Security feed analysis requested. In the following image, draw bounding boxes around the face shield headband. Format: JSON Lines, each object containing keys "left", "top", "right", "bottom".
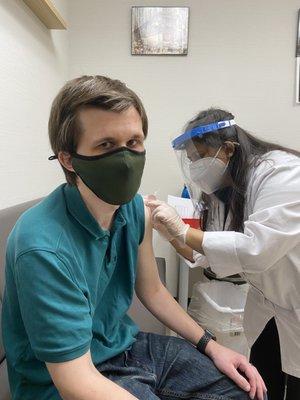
{"left": 172, "top": 119, "right": 236, "bottom": 150}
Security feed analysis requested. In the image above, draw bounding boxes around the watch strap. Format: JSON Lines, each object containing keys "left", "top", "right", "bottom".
{"left": 196, "top": 329, "right": 216, "bottom": 354}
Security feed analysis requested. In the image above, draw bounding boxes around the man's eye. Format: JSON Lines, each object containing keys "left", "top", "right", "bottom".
{"left": 128, "top": 138, "right": 144, "bottom": 148}
{"left": 99, "top": 142, "right": 113, "bottom": 149}
{"left": 127, "top": 139, "right": 138, "bottom": 147}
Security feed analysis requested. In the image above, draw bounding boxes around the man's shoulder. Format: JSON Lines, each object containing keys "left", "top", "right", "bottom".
{"left": 121, "top": 194, "right": 145, "bottom": 244}
{"left": 122, "top": 193, "right": 144, "bottom": 216}
{"left": 7, "top": 184, "right": 69, "bottom": 259}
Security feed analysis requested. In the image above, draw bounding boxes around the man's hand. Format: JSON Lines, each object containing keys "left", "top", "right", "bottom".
{"left": 205, "top": 340, "right": 267, "bottom": 400}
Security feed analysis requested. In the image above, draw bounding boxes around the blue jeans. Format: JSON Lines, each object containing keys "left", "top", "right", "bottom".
{"left": 96, "top": 332, "right": 253, "bottom": 399}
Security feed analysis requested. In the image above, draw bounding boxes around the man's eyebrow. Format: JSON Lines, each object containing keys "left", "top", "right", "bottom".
{"left": 130, "top": 133, "right": 144, "bottom": 139}
{"left": 92, "top": 133, "right": 144, "bottom": 146}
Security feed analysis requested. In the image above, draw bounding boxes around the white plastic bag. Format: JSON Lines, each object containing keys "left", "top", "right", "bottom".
{"left": 188, "top": 280, "right": 250, "bottom": 356}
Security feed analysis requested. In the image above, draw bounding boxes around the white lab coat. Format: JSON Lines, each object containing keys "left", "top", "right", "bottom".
{"left": 191, "top": 150, "right": 300, "bottom": 377}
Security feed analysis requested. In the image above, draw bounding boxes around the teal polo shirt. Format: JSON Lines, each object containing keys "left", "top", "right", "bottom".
{"left": 2, "top": 184, "right": 145, "bottom": 400}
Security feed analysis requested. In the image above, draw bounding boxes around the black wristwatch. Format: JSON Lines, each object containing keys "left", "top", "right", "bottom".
{"left": 196, "top": 329, "right": 216, "bottom": 354}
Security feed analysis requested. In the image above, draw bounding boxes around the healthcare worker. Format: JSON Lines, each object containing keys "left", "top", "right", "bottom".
{"left": 146, "top": 108, "right": 300, "bottom": 400}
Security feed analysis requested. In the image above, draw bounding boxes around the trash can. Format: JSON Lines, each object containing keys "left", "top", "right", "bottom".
{"left": 188, "top": 280, "right": 250, "bottom": 357}
{"left": 203, "top": 267, "right": 246, "bottom": 285}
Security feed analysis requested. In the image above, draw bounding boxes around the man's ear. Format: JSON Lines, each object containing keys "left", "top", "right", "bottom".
{"left": 58, "top": 151, "right": 75, "bottom": 172}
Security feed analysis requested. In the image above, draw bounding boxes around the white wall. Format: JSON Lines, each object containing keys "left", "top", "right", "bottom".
{"left": 68, "top": 0, "right": 300, "bottom": 295}
{"left": 1, "top": 0, "right": 299, "bottom": 295}
{"left": 0, "top": 0, "right": 68, "bottom": 209}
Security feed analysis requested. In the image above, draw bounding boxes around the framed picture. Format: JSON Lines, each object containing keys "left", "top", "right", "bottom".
{"left": 131, "top": 7, "right": 189, "bottom": 55}
{"left": 296, "top": 9, "right": 300, "bottom": 103}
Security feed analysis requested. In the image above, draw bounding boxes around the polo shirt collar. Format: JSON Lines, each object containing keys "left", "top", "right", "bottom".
{"left": 63, "top": 184, "right": 126, "bottom": 239}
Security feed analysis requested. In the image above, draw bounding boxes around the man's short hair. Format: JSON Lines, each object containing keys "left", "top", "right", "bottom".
{"left": 48, "top": 75, "right": 148, "bottom": 185}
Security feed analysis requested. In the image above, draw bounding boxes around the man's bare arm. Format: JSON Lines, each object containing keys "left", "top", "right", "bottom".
{"left": 46, "top": 350, "right": 138, "bottom": 400}
{"left": 135, "top": 205, "right": 205, "bottom": 344}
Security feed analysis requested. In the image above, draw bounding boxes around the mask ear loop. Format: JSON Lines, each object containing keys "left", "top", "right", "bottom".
{"left": 211, "top": 145, "right": 228, "bottom": 170}
{"left": 216, "top": 145, "right": 230, "bottom": 174}
{"left": 213, "top": 146, "right": 223, "bottom": 159}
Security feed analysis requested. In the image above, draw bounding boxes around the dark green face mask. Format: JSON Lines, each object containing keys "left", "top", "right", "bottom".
{"left": 71, "top": 147, "right": 146, "bottom": 205}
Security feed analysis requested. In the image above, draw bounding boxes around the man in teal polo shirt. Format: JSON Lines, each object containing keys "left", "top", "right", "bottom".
{"left": 2, "top": 76, "right": 266, "bottom": 400}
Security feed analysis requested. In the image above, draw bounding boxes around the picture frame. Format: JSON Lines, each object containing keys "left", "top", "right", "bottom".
{"left": 131, "top": 6, "right": 189, "bottom": 55}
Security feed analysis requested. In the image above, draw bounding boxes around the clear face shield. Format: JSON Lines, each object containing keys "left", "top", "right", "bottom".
{"left": 172, "top": 119, "right": 237, "bottom": 213}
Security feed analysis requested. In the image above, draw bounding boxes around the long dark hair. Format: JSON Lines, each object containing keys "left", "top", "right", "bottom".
{"left": 185, "top": 108, "right": 300, "bottom": 232}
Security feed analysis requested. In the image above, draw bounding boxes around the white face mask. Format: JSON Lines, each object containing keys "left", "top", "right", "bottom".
{"left": 189, "top": 147, "right": 228, "bottom": 194}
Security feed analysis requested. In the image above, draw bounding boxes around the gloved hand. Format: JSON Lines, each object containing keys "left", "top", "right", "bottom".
{"left": 153, "top": 220, "right": 175, "bottom": 242}
{"left": 145, "top": 200, "right": 190, "bottom": 244}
